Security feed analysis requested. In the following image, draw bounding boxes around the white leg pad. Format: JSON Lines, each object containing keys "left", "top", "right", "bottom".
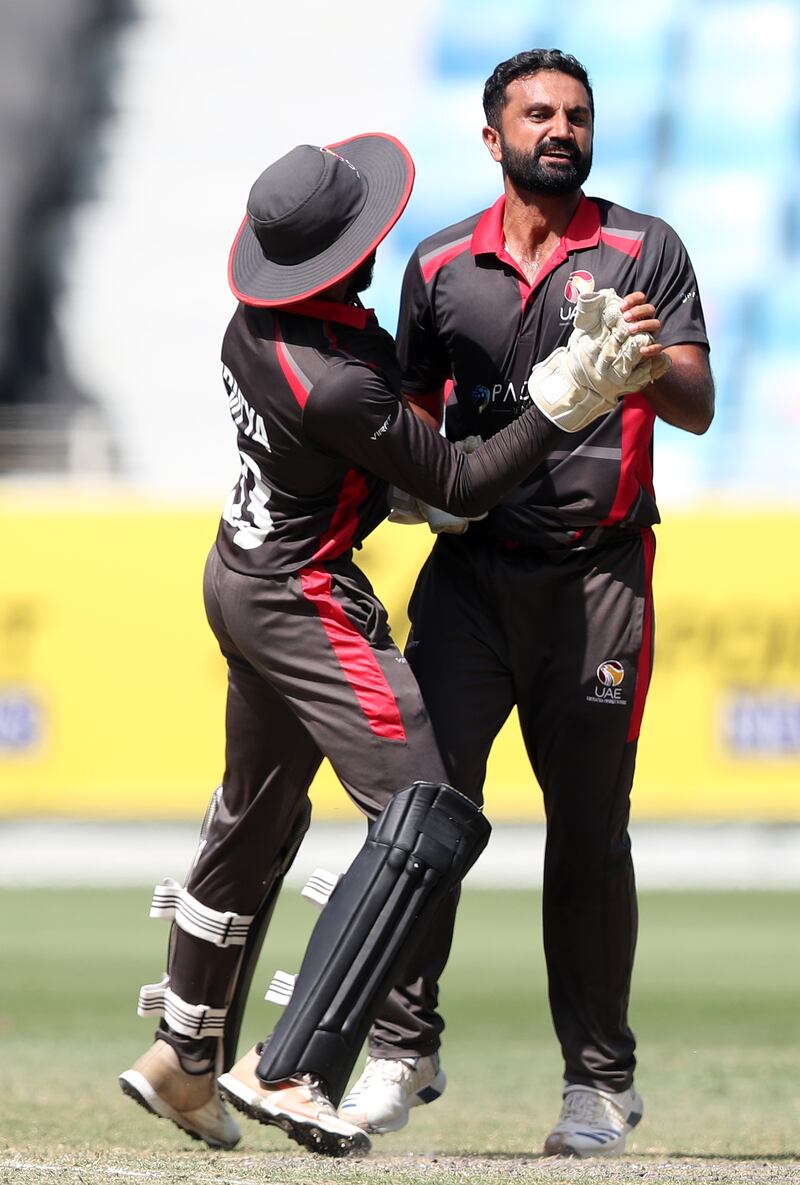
{"left": 137, "top": 973, "right": 227, "bottom": 1038}
{"left": 149, "top": 878, "right": 254, "bottom": 947}
{"left": 265, "top": 969, "right": 296, "bottom": 1007}
{"left": 300, "top": 868, "right": 342, "bottom": 909}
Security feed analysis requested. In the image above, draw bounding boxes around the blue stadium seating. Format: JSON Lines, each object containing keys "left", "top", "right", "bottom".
{"left": 51, "top": 0, "right": 800, "bottom": 498}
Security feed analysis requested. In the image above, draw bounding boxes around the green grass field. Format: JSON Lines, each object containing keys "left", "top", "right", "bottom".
{"left": 1, "top": 886, "right": 799, "bottom": 1185}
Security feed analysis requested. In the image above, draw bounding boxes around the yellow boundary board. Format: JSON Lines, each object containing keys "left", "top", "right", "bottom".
{"left": 1, "top": 496, "right": 798, "bottom": 821}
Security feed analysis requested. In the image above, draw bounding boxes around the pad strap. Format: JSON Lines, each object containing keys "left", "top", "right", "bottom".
{"left": 137, "top": 974, "right": 227, "bottom": 1038}
{"left": 265, "top": 970, "right": 297, "bottom": 1006}
{"left": 301, "top": 868, "right": 342, "bottom": 908}
{"left": 150, "top": 878, "right": 254, "bottom": 947}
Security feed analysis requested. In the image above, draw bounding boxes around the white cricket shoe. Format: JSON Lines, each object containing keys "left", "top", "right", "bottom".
{"left": 119, "top": 1040, "right": 240, "bottom": 1150}
{"left": 338, "top": 1053, "right": 446, "bottom": 1134}
{"left": 218, "top": 1045, "right": 370, "bottom": 1158}
{"left": 544, "top": 1083, "right": 643, "bottom": 1157}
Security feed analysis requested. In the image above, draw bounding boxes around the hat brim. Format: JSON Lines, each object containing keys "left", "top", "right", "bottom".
{"left": 228, "top": 132, "right": 414, "bottom": 307}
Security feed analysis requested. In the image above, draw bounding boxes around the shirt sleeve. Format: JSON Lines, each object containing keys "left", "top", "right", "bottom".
{"left": 636, "top": 218, "right": 710, "bottom": 350}
{"left": 395, "top": 252, "right": 453, "bottom": 395}
{"left": 304, "top": 359, "right": 558, "bottom": 517}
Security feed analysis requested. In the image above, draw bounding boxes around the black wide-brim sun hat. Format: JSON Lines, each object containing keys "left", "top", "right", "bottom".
{"left": 228, "top": 132, "right": 414, "bottom": 307}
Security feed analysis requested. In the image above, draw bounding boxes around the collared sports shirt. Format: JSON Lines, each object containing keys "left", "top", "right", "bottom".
{"left": 215, "top": 297, "right": 558, "bottom": 575}
{"left": 397, "top": 195, "right": 710, "bottom": 547}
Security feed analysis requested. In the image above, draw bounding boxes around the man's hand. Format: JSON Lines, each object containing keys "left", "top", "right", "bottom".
{"left": 527, "top": 289, "right": 671, "bottom": 432}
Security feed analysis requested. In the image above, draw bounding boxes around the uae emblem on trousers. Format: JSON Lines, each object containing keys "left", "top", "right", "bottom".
{"left": 591, "top": 659, "right": 627, "bottom": 704}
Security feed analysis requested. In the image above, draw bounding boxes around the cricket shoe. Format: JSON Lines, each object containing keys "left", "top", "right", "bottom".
{"left": 218, "top": 1046, "right": 370, "bottom": 1158}
{"left": 338, "top": 1053, "right": 446, "bottom": 1134}
{"left": 543, "top": 1082, "right": 643, "bottom": 1157}
{"left": 119, "top": 1040, "right": 240, "bottom": 1149}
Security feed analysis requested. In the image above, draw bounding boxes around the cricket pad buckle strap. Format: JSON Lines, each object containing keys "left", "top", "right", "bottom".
{"left": 137, "top": 974, "right": 227, "bottom": 1038}
{"left": 149, "top": 878, "right": 254, "bottom": 947}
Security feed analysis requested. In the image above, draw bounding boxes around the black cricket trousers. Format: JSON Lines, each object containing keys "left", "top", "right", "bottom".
{"left": 370, "top": 528, "right": 656, "bottom": 1091}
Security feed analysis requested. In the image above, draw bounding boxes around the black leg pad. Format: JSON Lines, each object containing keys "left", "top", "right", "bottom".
{"left": 255, "top": 782, "right": 490, "bottom": 1104}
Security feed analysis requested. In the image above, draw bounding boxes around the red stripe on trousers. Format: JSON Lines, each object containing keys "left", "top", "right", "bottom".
{"left": 299, "top": 567, "right": 407, "bottom": 742}
{"left": 627, "top": 527, "right": 656, "bottom": 742}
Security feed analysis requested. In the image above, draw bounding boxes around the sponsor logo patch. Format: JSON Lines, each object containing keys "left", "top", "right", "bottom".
{"left": 370, "top": 412, "right": 393, "bottom": 440}
{"left": 471, "top": 385, "right": 491, "bottom": 413}
{"left": 468, "top": 380, "right": 530, "bottom": 416}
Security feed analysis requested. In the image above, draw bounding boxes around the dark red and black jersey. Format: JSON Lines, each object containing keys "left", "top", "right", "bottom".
{"left": 215, "top": 297, "right": 559, "bottom": 576}
{"left": 397, "top": 194, "right": 710, "bottom": 547}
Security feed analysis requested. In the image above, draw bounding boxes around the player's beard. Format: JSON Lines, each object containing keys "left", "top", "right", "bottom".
{"left": 500, "top": 135, "right": 592, "bottom": 195}
{"left": 345, "top": 251, "right": 376, "bottom": 298}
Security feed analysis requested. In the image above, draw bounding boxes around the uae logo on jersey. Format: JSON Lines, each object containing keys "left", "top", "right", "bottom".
{"left": 561, "top": 270, "right": 595, "bottom": 322}
{"left": 586, "top": 658, "right": 628, "bottom": 707}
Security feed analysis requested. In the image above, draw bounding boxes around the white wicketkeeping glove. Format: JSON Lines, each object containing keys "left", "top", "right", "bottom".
{"left": 527, "top": 289, "right": 672, "bottom": 432}
{"left": 387, "top": 436, "right": 487, "bottom": 535}
{"left": 386, "top": 485, "right": 426, "bottom": 525}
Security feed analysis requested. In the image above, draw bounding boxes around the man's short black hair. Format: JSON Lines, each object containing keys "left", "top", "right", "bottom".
{"left": 483, "top": 49, "right": 594, "bottom": 130}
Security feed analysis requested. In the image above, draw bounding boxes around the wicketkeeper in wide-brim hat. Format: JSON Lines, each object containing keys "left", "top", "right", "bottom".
{"left": 228, "top": 133, "right": 414, "bottom": 307}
